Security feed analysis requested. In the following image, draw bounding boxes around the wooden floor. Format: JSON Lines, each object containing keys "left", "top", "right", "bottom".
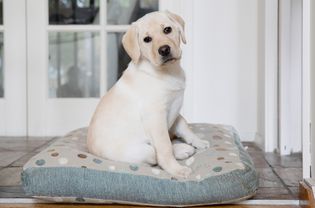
{"left": 0, "top": 204, "right": 302, "bottom": 208}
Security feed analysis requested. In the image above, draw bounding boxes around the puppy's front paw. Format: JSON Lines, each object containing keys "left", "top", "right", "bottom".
{"left": 192, "top": 139, "right": 210, "bottom": 149}
{"left": 173, "top": 143, "right": 195, "bottom": 160}
{"left": 173, "top": 166, "right": 192, "bottom": 179}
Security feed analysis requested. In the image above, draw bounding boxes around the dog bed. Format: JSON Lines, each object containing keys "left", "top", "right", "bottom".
{"left": 21, "top": 123, "right": 258, "bottom": 206}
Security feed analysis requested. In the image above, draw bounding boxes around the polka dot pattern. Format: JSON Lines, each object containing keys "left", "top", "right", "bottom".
{"left": 78, "top": 154, "right": 87, "bottom": 159}
{"left": 216, "top": 148, "right": 227, "bottom": 151}
{"left": 51, "top": 152, "right": 59, "bottom": 157}
{"left": 35, "top": 159, "right": 45, "bottom": 166}
{"left": 213, "top": 135, "right": 222, "bottom": 140}
{"left": 93, "top": 158, "right": 102, "bottom": 164}
{"left": 109, "top": 165, "right": 116, "bottom": 171}
{"left": 229, "top": 153, "right": 237, "bottom": 157}
{"left": 129, "top": 164, "right": 139, "bottom": 171}
{"left": 58, "top": 157, "right": 68, "bottom": 165}
{"left": 212, "top": 166, "right": 223, "bottom": 172}
{"left": 25, "top": 124, "right": 248, "bottom": 183}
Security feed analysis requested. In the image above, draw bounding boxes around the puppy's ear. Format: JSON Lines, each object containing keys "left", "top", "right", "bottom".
{"left": 122, "top": 24, "right": 141, "bottom": 64}
{"left": 165, "top": 11, "right": 186, "bottom": 44}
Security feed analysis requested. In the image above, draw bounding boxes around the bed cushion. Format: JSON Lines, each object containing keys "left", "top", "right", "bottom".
{"left": 21, "top": 123, "right": 258, "bottom": 206}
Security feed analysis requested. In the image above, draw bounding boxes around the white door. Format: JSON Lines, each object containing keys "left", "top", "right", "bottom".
{"left": 27, "top": 0, "right": 160, "bottom": 136}
{"left": 0, "top": 0, "right": 27, "bottom": 136}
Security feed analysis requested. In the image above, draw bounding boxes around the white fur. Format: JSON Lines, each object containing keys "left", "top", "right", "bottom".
{"left": 87, "top": 11, "right": 209, "bottom": 179}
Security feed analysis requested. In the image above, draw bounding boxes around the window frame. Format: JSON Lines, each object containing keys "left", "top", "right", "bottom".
{"left": 45, "top": 0, "right": 160, "bottom": 99}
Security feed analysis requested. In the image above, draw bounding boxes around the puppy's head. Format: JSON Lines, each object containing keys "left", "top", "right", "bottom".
{"left": 122, "top": 11, "right": 186, "bottom": 67}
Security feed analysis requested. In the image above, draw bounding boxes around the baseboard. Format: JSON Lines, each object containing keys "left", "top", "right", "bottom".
{"left": 254, "top": 132, "right": 265, "bottom": 152}
{"left": 300, "top": 179, "right": 315, "bottom": 208}
{"left": 239, "top": 132, "right": 256, "bottom": 142}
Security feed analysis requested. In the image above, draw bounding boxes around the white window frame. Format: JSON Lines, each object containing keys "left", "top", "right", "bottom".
{"left": 302, "top": 0, "right": 313, "bottom": 179}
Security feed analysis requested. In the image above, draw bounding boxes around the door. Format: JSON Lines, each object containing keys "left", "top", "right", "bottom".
{"left": 27, "top": 0, "right": 159, "bottom": 136}
{"left": 0, "top": 0, "right": 27, "bottom": 136}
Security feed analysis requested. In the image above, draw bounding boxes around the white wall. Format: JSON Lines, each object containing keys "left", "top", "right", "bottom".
{"left": 310, "top": 0, "right": 315, "bottom": 178}
{"left": 183, "top": 0, "right": 259, "bottom": 141}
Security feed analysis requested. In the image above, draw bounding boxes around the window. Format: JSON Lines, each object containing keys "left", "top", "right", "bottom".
{"left": 47, "top": 0, "right": 159, "bottom": 98}
{"left": 48, "top": 32, "right": 100, "bottom": 97}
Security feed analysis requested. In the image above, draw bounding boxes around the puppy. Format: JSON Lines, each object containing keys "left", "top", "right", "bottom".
{"left": 87, "top": 11, "right": 209, "bottom": 179}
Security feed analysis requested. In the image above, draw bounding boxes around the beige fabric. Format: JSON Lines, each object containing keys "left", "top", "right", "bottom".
{"left": 24, "top": 124, "right": 245, "bottom": 181}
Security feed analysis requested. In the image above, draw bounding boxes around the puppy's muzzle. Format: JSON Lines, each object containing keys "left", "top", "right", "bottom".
{"left": 158, "top": 45, "right": 171, "bottom": 57}
{"left": 159, "top": 45, "right": 177, "bottom": 64}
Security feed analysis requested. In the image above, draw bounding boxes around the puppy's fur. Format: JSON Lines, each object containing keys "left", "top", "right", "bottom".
{"left": 87, "top": 11, "right": 209, "bottom": 179}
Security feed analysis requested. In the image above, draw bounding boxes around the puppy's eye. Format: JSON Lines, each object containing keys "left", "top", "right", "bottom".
{"left": 143, "top": 36, "right": 152, "bottom": 43}
{"left": 163, "top": 27, "right": 172, "bottom": 34}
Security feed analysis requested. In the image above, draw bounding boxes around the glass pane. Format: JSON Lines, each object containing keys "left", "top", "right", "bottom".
{"left": 107, "top": 32, "right": 131, "bottom": 89}
{"left": 0, "top": 0, "right": 3, "bottom": 25}
{"left": 49, "top": 32, "right": 100, "bottom": 98}
{"left": 107, "top": 0, "right": 159, "bottom": 25}
{"left": 49, "top": 0, "right": 100, "bottom": 25}
{"left": 0, "top": 33, "right": 3, "bottom": 97}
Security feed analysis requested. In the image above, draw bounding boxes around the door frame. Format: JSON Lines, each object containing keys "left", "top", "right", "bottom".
{"left": 303, "top": 0, "right": 314, "bottom": 179}
{"left": 0, "top": 0, "right": 27, "bottom": 136}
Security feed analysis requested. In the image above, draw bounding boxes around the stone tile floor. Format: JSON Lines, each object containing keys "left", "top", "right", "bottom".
{"left": 0, "top": 138, "right": 302, "bottom": 200}
{"left": 243, "top": 142, "right": 302, "bottom": 200}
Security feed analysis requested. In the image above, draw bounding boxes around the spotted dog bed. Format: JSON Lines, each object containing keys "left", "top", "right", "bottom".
{"left": 21, "top": 123, "right": 258, "bottom": 206}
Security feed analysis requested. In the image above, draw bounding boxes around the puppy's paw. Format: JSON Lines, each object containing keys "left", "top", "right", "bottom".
{"left": 192, "top": 139, "right": 210, "bottom": 149}
{"left": 173, "top": 166, "right": 192, "bottom": 179}
{"left": 173, "top": 143, "right": 195, "bottom": 160}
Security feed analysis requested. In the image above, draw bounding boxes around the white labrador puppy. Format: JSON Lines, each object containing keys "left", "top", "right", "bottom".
{"left": 87, "top": 11, "right": 209, "bottom": 179}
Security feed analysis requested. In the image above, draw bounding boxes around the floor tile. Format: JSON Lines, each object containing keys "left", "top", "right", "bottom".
{"left": 0, "top": 151, "right": 27, "bottom": 167}
{"left": 247, "top": 152, "right": 270, "bottom": 168}
{"left": 288, "top": 186, "right": 299, "bottom": 199}
{"left": 253, "top": 187, "right": 294, "bottom": 199}
{"left": 33, "top": 137, "right": 58, "bottom": 153}
{"left": 256, "top": 168, "right": 285, "bottom": 188}
{"left": 265, "top": 153, "right": 302, "bottom": 168}
{"left": 0, "top": 186, "right": 26, "bottom": 198}
{"left": 273, "top": 167, "right": 302, "bottom": 187}
{"left": 0, "top": 167, "right": 23, "bottom": 186}
{"left": 10, "top": 152, "right": 38, "bottom": 167}
{"left": 0, "top": 139, "right": 48, "bottom": 152}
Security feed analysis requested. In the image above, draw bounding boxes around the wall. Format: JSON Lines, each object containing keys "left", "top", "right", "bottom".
{"left": 182, "top": 0, "right": 259, "bottom": 141}
{"left": 311, "top": 0, "right": 315, "bottom": 178}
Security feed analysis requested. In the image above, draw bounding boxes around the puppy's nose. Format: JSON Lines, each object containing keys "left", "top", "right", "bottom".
{"left": 158, "top": 45, "right": 171, "bottom": 57}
